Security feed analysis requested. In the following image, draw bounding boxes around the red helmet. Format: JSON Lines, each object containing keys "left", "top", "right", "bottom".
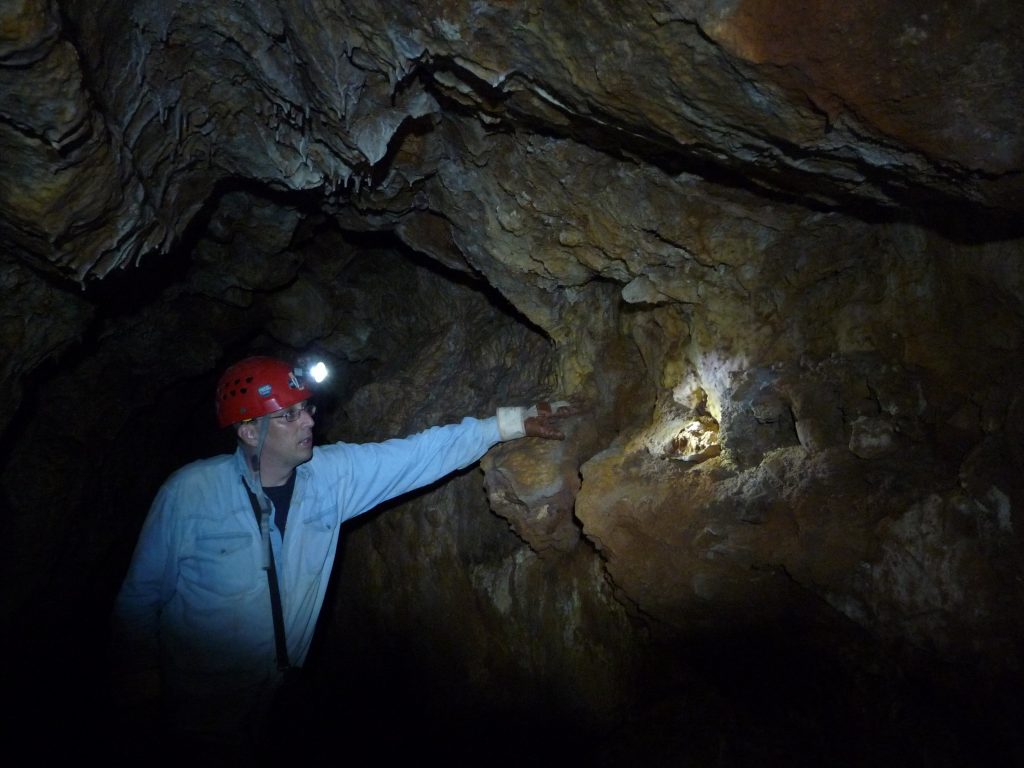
{"left": 215, "top": 356, "right": 310, "bottom": 427}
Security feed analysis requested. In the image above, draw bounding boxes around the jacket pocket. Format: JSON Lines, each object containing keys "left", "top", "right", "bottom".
{"left": 182, "top": 531, "right": 257, "bottom": 598}
{"left": 296, "top": 508, "right": 337, "bottom": 575}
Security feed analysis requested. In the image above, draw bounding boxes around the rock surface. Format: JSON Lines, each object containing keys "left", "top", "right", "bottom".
{"left": 2, "top": 1, "right": 1023, "bottom": 764}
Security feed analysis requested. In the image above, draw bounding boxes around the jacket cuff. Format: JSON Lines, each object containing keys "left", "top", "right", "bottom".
{"left": 496, "top": 406, "right": 526, "bottom": 440}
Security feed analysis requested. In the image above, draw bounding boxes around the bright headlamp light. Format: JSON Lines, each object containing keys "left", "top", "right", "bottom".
{"left": 307, "top": 360, "right": 329, "bottom": 383}
{"left": 296, "top": 357, "right": 330, "bottom": 385}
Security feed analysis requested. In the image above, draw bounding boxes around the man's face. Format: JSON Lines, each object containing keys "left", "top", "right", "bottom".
{"left": 257, "top": 401, "right": 316, "bottom": 474}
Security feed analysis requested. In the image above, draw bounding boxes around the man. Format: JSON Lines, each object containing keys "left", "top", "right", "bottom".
{"left": 110, "top": 355, "right": 576, "bottom": 757}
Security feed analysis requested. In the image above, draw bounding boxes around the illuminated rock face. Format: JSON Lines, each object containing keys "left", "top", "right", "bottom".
{"left": 2, "top": 1, "right": 1023, "bottom": 763}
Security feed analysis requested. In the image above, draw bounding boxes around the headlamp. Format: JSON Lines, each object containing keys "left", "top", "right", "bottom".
{"left": 308, "top": 360, "right": 329, "bottom": 383}
{"left": 295, "top": 357, "right": 330, "bottom": 385}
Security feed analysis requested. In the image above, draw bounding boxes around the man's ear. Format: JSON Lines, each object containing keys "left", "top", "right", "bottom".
{"left": 236, "top": 422, "right": 259, "bottom": 448}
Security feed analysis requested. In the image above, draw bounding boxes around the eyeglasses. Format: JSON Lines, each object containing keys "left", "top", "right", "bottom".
{"left": 268, "top": 402, "right": 317, "bottom": 423}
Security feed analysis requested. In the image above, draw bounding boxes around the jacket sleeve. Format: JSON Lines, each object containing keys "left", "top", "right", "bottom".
{"left": 109, "top": 479, "right": 181, "bottom": 673}
{"left": 322, "top": 415, "right": 503, "bottom": 522}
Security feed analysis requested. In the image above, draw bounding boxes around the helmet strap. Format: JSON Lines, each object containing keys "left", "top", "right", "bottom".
{"left": 248, "top": 416, "right": 273, "bottom": 572}
{"left": 251, "top": 414, "right": 271, "bottom": 481}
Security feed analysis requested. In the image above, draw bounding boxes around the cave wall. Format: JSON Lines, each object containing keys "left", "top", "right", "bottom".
{"left": 2, "top": 1, "right": 1024, "bottom": 764}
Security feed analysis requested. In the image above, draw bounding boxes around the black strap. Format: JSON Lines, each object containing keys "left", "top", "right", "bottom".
{"left": 244, "top": 482, "right": 290, "bottom": 671}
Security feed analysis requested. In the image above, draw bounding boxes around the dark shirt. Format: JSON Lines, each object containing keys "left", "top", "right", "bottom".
{"left": 262, "top": 472, "right": 296, "bottom": 533}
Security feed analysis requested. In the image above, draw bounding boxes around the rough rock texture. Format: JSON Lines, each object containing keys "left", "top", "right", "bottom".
{"left": 2, "top": 1, "right": 1023, "bottom": 765}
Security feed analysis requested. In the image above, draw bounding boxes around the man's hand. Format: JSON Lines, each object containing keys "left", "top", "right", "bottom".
{"left": 523, "top": 398, "right": 584, "bottom": 440}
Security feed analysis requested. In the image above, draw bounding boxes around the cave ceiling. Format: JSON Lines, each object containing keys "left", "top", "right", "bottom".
{"left": 2, "top": 1, "right": 1024, "bottom": 762}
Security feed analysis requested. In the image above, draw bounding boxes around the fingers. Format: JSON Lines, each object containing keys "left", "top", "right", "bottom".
{"left": 527, "top": 422, "right": 565, "bottom": 440}
{"left": 520, "top": 395, "right": 586, "bottom": 440}
{"left": 537, "top": 397, "right": 585, "bottom": 416}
